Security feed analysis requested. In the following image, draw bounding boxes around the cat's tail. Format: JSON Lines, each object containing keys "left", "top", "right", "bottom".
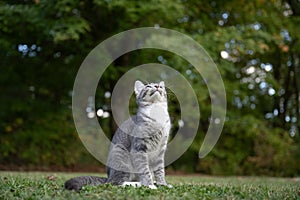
{"left": 64, "top": 176, "right": 107, "bottom": 192}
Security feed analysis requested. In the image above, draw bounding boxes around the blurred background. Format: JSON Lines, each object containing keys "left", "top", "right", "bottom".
{"left": 1, "top": 0, "right": 299, "bottom": 176}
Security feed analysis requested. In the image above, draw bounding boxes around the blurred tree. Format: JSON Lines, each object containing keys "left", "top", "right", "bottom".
{"left": 0, "top": 0, "right": 299, "bottom": 175}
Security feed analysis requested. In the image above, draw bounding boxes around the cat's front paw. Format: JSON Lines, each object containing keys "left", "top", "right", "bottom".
{"left": 148, "top": 185, "right": 157, "bottom": 189}
{"left": 122, "top": 181, "right": 141, "bottom": 188}
{"left": 155, "top": 182, "right": 173, "bottom": 188}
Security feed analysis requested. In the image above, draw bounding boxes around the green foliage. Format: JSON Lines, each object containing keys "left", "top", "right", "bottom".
{"left": 196, "top": 115, "right": 299, "bottom": 176}
{"left": 1, "top": 0, "right": 300, "bottom": 176}
{"left": 1, "top": 172, "right": 299, "bottom": 200}
{"left": 0, "top": 108, "right": 98, "bottom": 168}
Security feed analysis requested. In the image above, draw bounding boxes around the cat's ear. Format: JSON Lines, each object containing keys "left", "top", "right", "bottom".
{"left": 134, "top": 80, "right": 144, "bottom": 95}
{"left": 159, "top": 81, "right": 165, "bottom": 88}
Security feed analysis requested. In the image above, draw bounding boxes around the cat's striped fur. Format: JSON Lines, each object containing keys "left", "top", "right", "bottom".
{"left": 65, "top": 80, "right": 171, "bottom": 191}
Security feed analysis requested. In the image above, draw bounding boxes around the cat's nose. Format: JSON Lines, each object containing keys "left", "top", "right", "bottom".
{"left": 154, "top": 85, "right": 159, "bottom": 89}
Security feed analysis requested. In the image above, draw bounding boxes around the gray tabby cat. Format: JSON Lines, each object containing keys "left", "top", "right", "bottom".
{"left": 65, "top": 80, "right": 171, "bottom": 191}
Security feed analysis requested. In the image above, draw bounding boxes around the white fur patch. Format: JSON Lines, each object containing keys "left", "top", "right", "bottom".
{"left": 121, "top": 182, "right": 158, "bottom": 189}
{"left": 122, "top": 181, "right": 141, "bottom": 188}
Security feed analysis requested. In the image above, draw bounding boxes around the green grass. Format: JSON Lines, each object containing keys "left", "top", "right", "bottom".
{"left": 0, "top": 172, "right": 299, "bottom": 200}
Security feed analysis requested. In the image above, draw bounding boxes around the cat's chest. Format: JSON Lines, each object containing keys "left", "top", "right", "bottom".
{"left": 133, "top": 104, "right": 170, "bottom": 143}
{"left": 138, "top": 104, "right": 169, "bottom": 124}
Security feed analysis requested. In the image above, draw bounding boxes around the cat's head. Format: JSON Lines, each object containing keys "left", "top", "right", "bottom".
{"left": 134, "top": 80, "right": 167, "bottom": 104}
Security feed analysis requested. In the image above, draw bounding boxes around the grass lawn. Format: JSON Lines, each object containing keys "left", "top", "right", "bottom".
{"left": 0, "top": 171, "right": 299, "bottom": 199}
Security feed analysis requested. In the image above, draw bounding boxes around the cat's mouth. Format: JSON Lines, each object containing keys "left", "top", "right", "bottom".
{"left": 149, "top": 89, "right": 162, "bottom": 97}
